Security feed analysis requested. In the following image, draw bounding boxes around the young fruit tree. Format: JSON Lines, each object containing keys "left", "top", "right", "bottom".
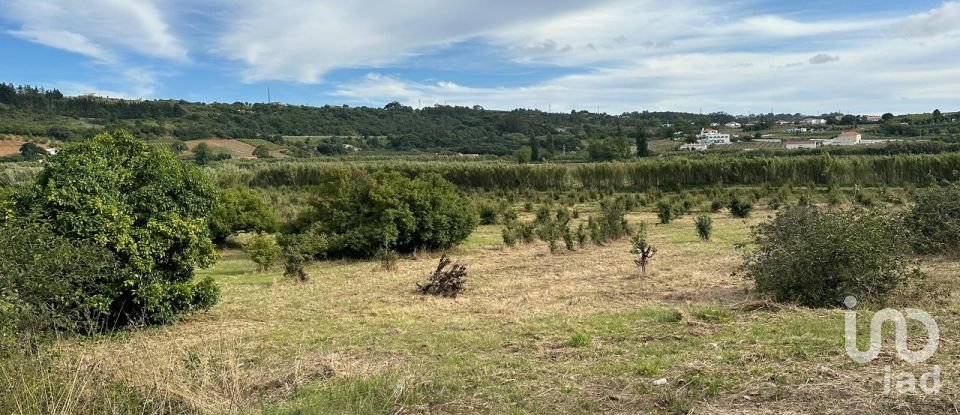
{"left": 630, "top": 224, "right": 657, "bottom": 276}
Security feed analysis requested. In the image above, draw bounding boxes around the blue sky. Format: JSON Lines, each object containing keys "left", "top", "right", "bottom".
{"left": 0, "top": 0, "right": 957, "bottom": 115}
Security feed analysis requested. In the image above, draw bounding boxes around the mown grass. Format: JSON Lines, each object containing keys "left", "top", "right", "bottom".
{"left": 5, "top": 203, "right": 958, "bottom": 414}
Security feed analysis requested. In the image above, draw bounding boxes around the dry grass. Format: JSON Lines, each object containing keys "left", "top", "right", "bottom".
{"left": 24, "top": 207, "right": 960, "bottom": 414}
{"left": 187, "top": 139, "right": 258, "bottom": 159}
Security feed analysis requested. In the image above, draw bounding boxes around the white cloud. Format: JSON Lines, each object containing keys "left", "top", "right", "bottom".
{"left": 213, "top": 0, "right": 604, "bottom": 83}
{"left": 894, "top": 1, "right": 960, "bottom": 38}
{"left": 332, "top": 32, "right": 960, "bottom": 115}
{"left": 2, "top": 0, "right": 187, "bottom": 62}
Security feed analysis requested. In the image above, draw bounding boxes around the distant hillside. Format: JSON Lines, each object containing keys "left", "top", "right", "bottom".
{"left": 0, "top": 83, "right": 956, "bottom": 156}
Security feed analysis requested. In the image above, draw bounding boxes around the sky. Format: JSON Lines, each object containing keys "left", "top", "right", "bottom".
{"left": 0, "top": 0, "right": 958, "bottom": 115}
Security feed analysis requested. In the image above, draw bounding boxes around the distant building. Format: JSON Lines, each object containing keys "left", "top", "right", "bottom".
{"left": 785, "top": 141, "right": 820, "bottom": 150}
{"left": 724, "top": 122, "right": 742, "bottom": 129}
{"left": 826, "top": 131, "right": 862, "bottom": 146}
{"left": 696, "top": 128, "right": 731, "bottom": 145}
{"left": 801, "top": 118, "right": 828, "bottom": 125}
{"left": 864, "top": 115, "right": 883, "bottom": 123}
{"left": 44, "top": 147, "right": 60, "bottom": 155}
{"left": 679, "top": 143, "right": 709, "bottom": 151}
{"left": 775, "top": 120, "right": 793, "bottom": 125}
{"left": 785, "top": 127, "right": 808, "bottom": 134}
{"left": 710, "top": 122, "right": 720, "bottom": 127}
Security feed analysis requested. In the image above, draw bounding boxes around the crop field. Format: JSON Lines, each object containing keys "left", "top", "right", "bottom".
{"left": 4, "top": 202, "right": 955, "bottom": 415}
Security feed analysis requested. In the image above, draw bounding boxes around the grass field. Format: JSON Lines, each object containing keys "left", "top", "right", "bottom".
{"left": 188, "top": 139, "right": 259, "bottom": 159}
{"left": 32, "top": 206, "right": 958, "bottom": 414}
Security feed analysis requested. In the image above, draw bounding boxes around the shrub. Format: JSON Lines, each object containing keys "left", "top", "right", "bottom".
{"left": 293, "top": 172, "right": 477, "bottom": 258}
{"left": 630, "top": 223, "right": 656, "bottom": 276}
{"left": 375, "top": 247, "right": 400, "bottom": 271}
{"left": 501, "top": 226, "right": 518, "bottom": 247}
{"left": 904, "top": 185, "right": 960, "bottom": 254}
{"left": 728, "top": 197, "right": 753, "bottom": 218}
{"left": 417, "top": 255, "right": 468, "bottom": 298}
{"left": 245, "top": 234, "right": 281, "bottom": 272}
{"left": 478, "top": 201, "right": 499, "bottom": 225}
{"left": 0, "top": 220, "right": 120, "bottom": 333}
{"left": 209, "top": 188, "right": 279, "bottom": 245}
{"left": 278, "top": 228, "right": 329, "bottom": 283}
{"left": 709, "top": 200, "right": 724, "bottom": 213}
{"left": 741, "top": 206, "right": 923, "bottom": 307}
{"left": 657, "top": 201, "right": 675, "bottom": 224}
{"left": 694, "top": 215, "right": 713, "bottom": 241}
{"left": 9, "top": 130, "right": 219, "bottom": 328}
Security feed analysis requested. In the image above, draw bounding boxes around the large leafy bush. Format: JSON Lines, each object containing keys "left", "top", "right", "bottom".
{"left": 7, "top": 130, "right": 220, "bottom": 327}
{"left": 208, "top": 187, "right": 279, "bottom": 245}
{"left": 742, "top": 206, "right": 922, "bottom": 307}
{"left": 904, "top": 184, "right": 960, "bottom": 255}
{"left": 292, "top": 172, "right": 477, "bottom": 258}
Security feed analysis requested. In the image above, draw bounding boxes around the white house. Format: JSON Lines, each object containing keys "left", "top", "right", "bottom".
{"left": 785, "top": 141, "right": 820, "bottom": 150}
{"left": 801, "top": 118, "right": 828, "bottom": 125}
{"left": 785, "top": 127, "right": 808, "bottom": 134}
{"left": 724, "top": 122, "right": 742, "bottom": 129}
{"left": 44, "top": 147, "right": 60, "bottom": 156}
{"left": 679, "top": 143, "right": 708, "bottom": 151}
{"left": 709, "top": 122, "right": 720, "bottom": 127}
{"left": 696, "top": 128, "right": 731, "bottom": 145}
{"left": 864, "top": 115, "right": 883, "bottom": 123}
{"left": 775, "top": 120, "right": 793, "bottom": 125}
{"left": 826, "top": 131, "right": 862, "bottom": 146}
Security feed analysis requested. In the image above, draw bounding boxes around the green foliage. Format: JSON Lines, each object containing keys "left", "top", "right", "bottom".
{"left": 0, "top": 220, "right": 119, "bottom": 333}
{"left": 209, "top": 188, "right": 279, "bottom": 245}
{"left": 709, "top": 200, "right": 724, "bottom": 213}
{"left": 657, "top": 200, "right": 676, "bottom": 224}
{"left": 19, "top": 142, "right": 47, "bottom": 160}
{"left": 293, "top": 172, "right": 477, "bottom": 258}
{"left": 588, "top": 199, "right": 631, "bottom": 245}
{"left": 246, "top": 234, "right": 281, "bottom": 272}
{"left": 477, "top": 201, "right": 500, "bottom": 225}
{"left": 568, "top": 332, "right": 591, "bottom": 348}
{"left": 9, "top": 130, "right": 220, "bottom": 327}
{"left": 375, "top": 247, "right": 401, "bottom": 271}
{"left": 904, "top": 184, "right": 960, "bottom": 254}
{"left": 253, "top": 145, "right": 272, "bottom": 158}
{"left": 742, "top": 206, "right": 923, "bottom": 307}
{"left": 630, "top": 223, "right": 656, "bottom": 275}
{"left": 728, "top": 197, "right": 753, "bottom": 218}
{"left": 694, "top": 215, "right": 713, "bottom": 241}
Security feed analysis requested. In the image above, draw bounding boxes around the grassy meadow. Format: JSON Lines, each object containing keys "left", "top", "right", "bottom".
{"left": 9, "top": 201, "right": 957, "bottom": 414}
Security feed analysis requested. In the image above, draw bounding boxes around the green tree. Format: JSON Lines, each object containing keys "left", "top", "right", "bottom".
{"left": 246, "top": 234, "right": 281, "bottom": 272}
{"left": 882, "top": 113, "right": 895, "bottom": 122}
{"left": 12, "top": 130, "right": 220, "bottom": 326}
{"left": 19, "top": 142, "right": 47, "bottom": 160}
{"left": 292, "top": 172, "right": 477, "bottom": 258}
{"left": 634, "top": 130, "right": 650, "bottom": 158}
{"left": 208, "top": 188, "right": 279, "bottom": 245}
{"left": 695, "top": 215, "right": 713, "bottom": 241}
{"left": 170, "top": 140, "right": 188, "bottom": 154}
{"left": 529, "top": 135, "right": 540, "bottom": 162}
{"left": 253, "top": 145, "right": 271, "bottom": 158}
{"left": 193, "top": 142, "right": 212, "bottom": 165}
{"left": 514, "top": 147, "right": 532, "bottom": 164}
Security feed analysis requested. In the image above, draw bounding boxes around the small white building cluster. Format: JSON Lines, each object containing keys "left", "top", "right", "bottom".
{"left": 785, "top": 131, "right": 868, "bottom": 150}
{"left": 824, "top": 131, "right": 862, "bottom": 146}
{"left": 681, "top": 128, "right": 732, "bottom": 151}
